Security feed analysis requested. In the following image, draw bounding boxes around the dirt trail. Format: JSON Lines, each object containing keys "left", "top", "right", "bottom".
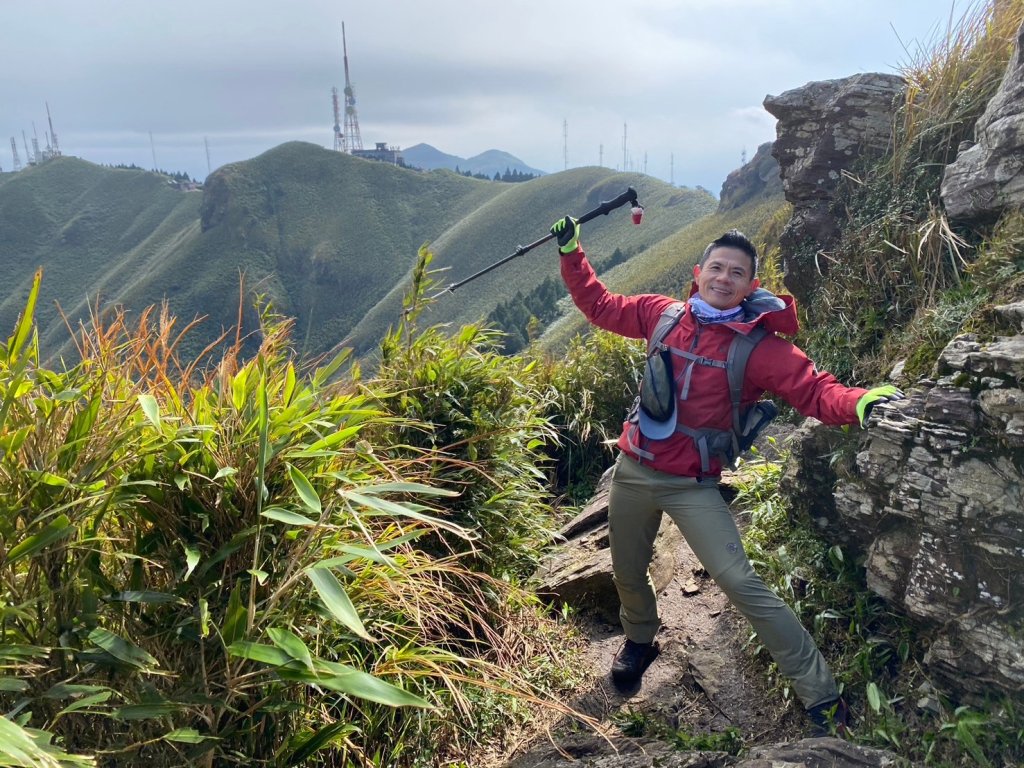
{"left": 568, "top": 533, "right": 807, "bottom": 743}
{"left": 504, "top": 495, "right": 817, "bottom": 765}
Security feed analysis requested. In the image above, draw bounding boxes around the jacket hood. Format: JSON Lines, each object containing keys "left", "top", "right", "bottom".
{"left": 686, "top": 283, "right": 799, "bottom": 336}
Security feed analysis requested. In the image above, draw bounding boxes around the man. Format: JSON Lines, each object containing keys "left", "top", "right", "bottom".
{"left": 550, "top": 217, "right": 902, "bottom": 734}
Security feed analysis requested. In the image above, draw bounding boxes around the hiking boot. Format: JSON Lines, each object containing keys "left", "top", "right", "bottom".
{"left": 610, "top": 639, "right": 660, "bottom": 688}
{"left": 807, "top": 696, "right": 850, "bottom": 738}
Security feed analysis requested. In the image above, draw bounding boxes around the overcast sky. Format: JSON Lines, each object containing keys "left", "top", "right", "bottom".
{"left": 2, "top": 1, "right": 962, "bottom": 192}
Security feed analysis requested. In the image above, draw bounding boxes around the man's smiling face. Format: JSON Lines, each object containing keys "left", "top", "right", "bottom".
{"left": 693, "top": 246, "right": 760, "bottom": 310}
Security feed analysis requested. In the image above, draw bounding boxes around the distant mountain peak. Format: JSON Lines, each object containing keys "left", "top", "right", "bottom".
{"left": 401, "top": 144, "right": 546, "bottom": 177}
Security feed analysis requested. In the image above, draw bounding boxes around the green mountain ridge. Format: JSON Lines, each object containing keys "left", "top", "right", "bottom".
{"left": 0, "top": 142, "right": 720, "bottom": 363}
{"left": 348, "top": 168, "right": 717, "bottom": 356}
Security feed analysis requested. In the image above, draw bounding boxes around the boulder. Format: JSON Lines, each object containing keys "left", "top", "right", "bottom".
{"left": 763, "top": 74, "right": 906, "bottom": 304}
{"left": 532, "top": 469, "right": 684, "bottom": 621}
{"left": 942, "top": 20, "right": 1024, "bottom": 221}
{"left": 781, "top": 316, "right": 1024, "bottom": 698}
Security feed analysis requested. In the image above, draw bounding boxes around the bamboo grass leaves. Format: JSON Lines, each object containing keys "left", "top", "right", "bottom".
{"left": 0, "top": 279, "right": 582, "bottom": 764}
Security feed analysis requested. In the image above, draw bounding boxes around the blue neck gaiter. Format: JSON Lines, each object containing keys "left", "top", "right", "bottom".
{"left": 688, "top": 296, "right": 744, "bottom": 324}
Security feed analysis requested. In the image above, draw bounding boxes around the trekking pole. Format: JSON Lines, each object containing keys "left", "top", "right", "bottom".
{"left": 425, "top": 186, "right": 644, "bottom": 302}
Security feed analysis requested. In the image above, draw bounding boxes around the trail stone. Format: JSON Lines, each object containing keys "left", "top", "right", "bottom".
{"left": 533, "top": 469, "right": 683, "bottom": 621}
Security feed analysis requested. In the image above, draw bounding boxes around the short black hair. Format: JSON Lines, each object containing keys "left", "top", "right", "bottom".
{"left": 699, "top": 229, "right": 758, "bottom": 277}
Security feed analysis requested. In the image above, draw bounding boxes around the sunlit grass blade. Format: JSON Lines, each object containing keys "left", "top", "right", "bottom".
{"left": 305, "top": 567, "right": 373, "bottom": 641}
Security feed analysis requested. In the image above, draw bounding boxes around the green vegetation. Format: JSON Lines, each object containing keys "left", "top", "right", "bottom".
{"left": 732, "top": 452, "right": 1024, "bottom": 766}
{"left": 0, "top": 268, "right": 590, "bottom": 766}
{"left": 349, "top": 170, "right": 715, "bottom": 358}
{"left": 799, "top": 0, "right": 1024, "bottom": 385}
{"left": 0, "top": 151, "right": 713, "bottom": 371}
{"left": 612, "top": 708, "right": 744, "bottom": 755}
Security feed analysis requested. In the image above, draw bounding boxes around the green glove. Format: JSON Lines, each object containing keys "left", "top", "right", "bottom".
{"left": 856, "top": 385, "right": 905, "bottom": 427}
{"left": 550, "top": 216, "right": 580, "bottom": 254}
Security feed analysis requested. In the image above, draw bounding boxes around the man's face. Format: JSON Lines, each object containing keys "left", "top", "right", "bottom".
{"left": 693, "top": 246, "right": 760, "bottom": 310}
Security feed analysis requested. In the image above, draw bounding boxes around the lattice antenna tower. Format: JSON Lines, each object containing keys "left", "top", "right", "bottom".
{"left": 622, "top": 123, "right": 627, "bottom": 171}
{"left": 22, "top": 131, "right": 32, "bottom": 164}
{"left": 563, "top": 119, "right": 568, "bottom": 170}
{"left": 46, "top": 102, "right": 60, "bottom": 157}
{"left": 341, "top": 23, "right": 362, "bottom": 153}
{"left": 331, "top": 86, "right": 343, "bottom": 151}
{"left": 10, "top": 138, "right": 22, "bottom": 172}
{"left": 31, "top": 123, "right": 41, "bottom": 163}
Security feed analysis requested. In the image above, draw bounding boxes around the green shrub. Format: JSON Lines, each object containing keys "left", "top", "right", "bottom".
{"left": 0, "top": 272, "right": 584, "bottom": 766}
{"left": 538, "top": 330, "right": 643, "bottom": 505}
{"left": 373, "top": 249, "right": 559, "bottom": 579}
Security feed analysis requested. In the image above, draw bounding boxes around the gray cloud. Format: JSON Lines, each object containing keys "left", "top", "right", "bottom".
{"left": 2, "top": 0, "right": 949, "bottom": 190}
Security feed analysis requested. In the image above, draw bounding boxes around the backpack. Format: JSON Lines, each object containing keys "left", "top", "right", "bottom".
{"left": 629, "top": 301, "right": 778, "bottom": 474}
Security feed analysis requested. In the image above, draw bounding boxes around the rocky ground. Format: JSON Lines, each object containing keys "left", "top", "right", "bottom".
{"left": 502, "top": 444, "right": 902, "bottom": 767}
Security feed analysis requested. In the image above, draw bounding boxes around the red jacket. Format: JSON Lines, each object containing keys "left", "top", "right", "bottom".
{"left": 560, "top": 247, "right": 867, "bottom": 478}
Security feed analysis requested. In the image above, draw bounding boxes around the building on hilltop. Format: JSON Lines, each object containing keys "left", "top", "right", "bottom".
{"left": 352, "top": 142, "right": 404, "bottom": 166}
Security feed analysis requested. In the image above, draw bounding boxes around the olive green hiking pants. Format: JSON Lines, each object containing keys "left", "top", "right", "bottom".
{"left": 608, "top": 453, "right": 838, "bottom": 709}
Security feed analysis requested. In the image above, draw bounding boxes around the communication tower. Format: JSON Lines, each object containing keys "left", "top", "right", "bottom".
{"left": 622, "top": 123, "right": 627, "bottom": 172}
{"left": 46, "top": 102, "right": 61, "bottom": 158}
{"left": 563, "top": 119, "right": 568, "bottom": 170}
{"left": 10, "top": 138, "right": 22, "bottom": 172}
{"left": 31, "top": 123, "right": 41, "bottom": 164}
{"left": 331, "top": 86, "right": 343, "bottom": 151}
{"left": 341, "top": 23, "right": 362, "bottom": 153}
{"left": 22, "top": 131, "right": 32, "bottom": 165}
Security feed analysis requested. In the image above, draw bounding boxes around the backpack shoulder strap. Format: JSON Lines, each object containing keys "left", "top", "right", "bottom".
{"left": 725, "top": 326, "right": 769, "bottom": 434}
{"left": 648, "top": 302, "right": 686, "bottom": 354}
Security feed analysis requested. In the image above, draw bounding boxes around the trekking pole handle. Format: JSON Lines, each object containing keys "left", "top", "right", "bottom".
{"left": 429, "top": 186, "right": 640, "bottom": 299}
{"left": 576, "top": 186, "right": 639, "bottom": 225}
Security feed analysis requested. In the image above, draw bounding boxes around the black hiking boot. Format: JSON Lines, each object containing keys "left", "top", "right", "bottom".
{"left": 610, "top": 639, "right": 660, "bottom": 689}
{"left": 807, "top": 696, "right": 850, "bottom": 738}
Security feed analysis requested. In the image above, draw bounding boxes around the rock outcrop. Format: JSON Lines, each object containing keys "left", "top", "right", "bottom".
{"left": 781, "top": 305, "right": 1024, "bottom": 698}
{"left": 942, "top": 20, "right": 1024, "bottom": 220}
{"left": 533, "top": 469, "right": 683, "bottom": 621}
{"left": 717, "top": 143, "right": 783, "bottom": 213}
{"left": 763, "top": 74, "right": 905, "bottom": 304}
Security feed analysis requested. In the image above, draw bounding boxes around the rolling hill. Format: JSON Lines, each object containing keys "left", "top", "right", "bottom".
{"left": 0, "top": 143, "right": 723, "bottom": 364}
{"left": 347, "top": 169, "right": 717, "bottom": 356}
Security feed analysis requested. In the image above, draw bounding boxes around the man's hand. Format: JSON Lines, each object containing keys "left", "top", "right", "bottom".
{"left": 856, "top": 385, "right": 905, "bottom": 427}
{"left": 551, "top": 216, "right": 580, "bottom": 254}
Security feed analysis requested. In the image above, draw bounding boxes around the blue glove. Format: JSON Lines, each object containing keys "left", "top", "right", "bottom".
{"left": 856, "top": 385, "right": 905, "bottom": 427}
{"left": 550, "top": 216, "right": 580, "bottom": 254}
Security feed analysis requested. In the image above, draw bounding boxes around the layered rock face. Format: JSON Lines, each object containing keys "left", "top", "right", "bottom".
{"left": 782, "top": 307, "right": 1024, "bottom": 697}
{"left": 763, "top": 74, "right": 905, "bottom": 304}
{"left": 716, "top": 142, "right": 783, "bottom": 213}
{"left": 771, "top": 32, "right": 1024, "bottom": 699}
{"left": 942, "top": 20, "right": 1024, "bottom": 220}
